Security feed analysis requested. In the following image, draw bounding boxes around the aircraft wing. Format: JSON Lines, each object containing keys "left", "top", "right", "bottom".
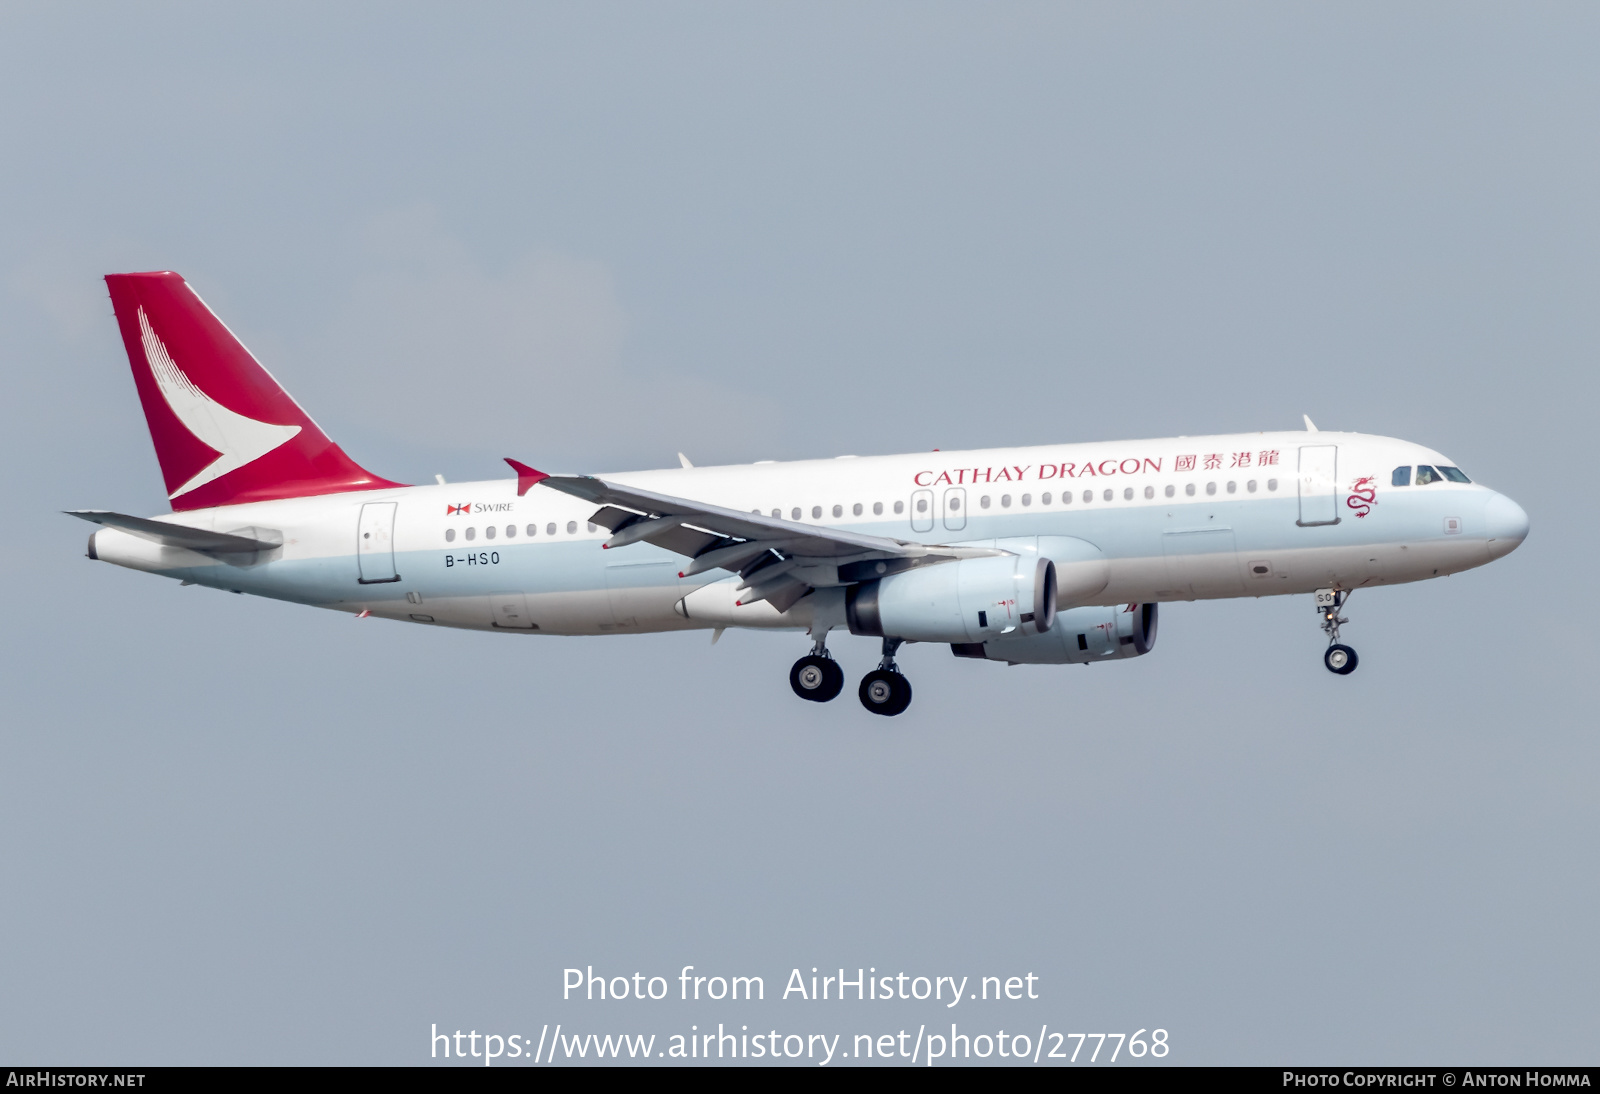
{"left": 536, "top": 473, "right": 1001, "bottom": 613}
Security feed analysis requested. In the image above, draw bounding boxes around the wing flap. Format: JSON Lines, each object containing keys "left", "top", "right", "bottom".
{"left": 649, "top": 525, "right": 725, "bottom": 558}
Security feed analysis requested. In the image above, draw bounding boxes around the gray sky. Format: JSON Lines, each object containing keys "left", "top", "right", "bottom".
{"left": 1, "top": 2, "right": 1594, "bottom": 1065}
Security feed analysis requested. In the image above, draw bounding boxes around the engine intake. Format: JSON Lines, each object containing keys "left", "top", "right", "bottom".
{"left": 847, "top": 554, "right": 1056, "bottom": 643}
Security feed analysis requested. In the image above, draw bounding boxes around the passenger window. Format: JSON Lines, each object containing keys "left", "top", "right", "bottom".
{"left": 791, "top": 508, "right": 801, "bottom": 520}
{"left": 1042, "top": 492, "right": 1053, "bottom": 505}
{"left": 526, "top": 524, "right": 537, "bottom": 536}
{"left": 948, "top": 496, "right": 961, "bottom": 510}
{"left": 811, "top": 506, "right": 822, "bottom": 519}
{"left": 1102, "top": 489, "right": 1113, "bottom": 502}
{"left": 980, "top": 496, "right": 990, "bottom": 508}
{"left": 1392, "top": 466, "right": 1412, "bottom": 487}
{"left": 567, "top": 521, "right": 577, "bottom": 534}
{"left": 1267, "top": 478, "right": 1278, "bottom": 491}
{"left": 829, "top": 504, "right": 840, "bottom": 518}
{"left": 466, "top": 527, "right": 477, "bottom": 541}
{"left": 1185, "top": 483, "right": 1196, "bottom": 496}
{"left": 873, "top": 502, "right": 883, "bottom": 515}
{"left": 1246, "top": 480, "right": 1257, "bottom": 493}
{"left": 1123, "top": 487, "right": 1133, "bottom": 501}
{"left": 853, "top": 503, "right": 863, "bottom": 516}
{"left": 1082, "top": 490, "right": 1092, "bottom": 503}
{"left": 587, "top": 522, "right": 597, "bottom": 532}
{"left": 1001, "top": 494, "right": 1011, "bottom": 507}
{"left": 546, "top": 523, "right": 556, "bottom": 536}
{"left": 485, "top": 525, "right": 496, "bottom": 540}
{"left": 893, "top": 501, "right": 904, "bottom": 515}
{"left": 1439, "top": 466, "right": 1471, "bottom": 483}
{"left": 1164, "top": 485, "right": 1174, "bottom": 498}
{"left": 445, "top": 528, "right": 456, "bottom": 543}
{"left": 1226, "top": 481, "right": 1236, "bottom": 494}
{"left": 916, "top": 498, "right": 928, "bottom": 513}
{"left": 1415, "top": 465, "right": 1441, "bottom": 485}
{"left": 1205, "top": 482, "right": 1217, "bottom": 496}
{"left": 1021, "top": 493, "right": 1031, "bottom": 506}
{"left": 505, "top": 524, "right": 515, "bottom": 537}
{"left": 1144, "top": 485, "right": 1154, "bottom": 499}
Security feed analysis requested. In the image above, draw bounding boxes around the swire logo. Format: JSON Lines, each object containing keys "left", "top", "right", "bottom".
{"left": 447, "top": 504, "right": 471, "bottom": 515}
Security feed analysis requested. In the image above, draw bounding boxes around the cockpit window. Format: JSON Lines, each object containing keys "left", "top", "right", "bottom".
{"left": 1391, "top": 466, "right": 1412, "bottom": 486}
{"left": 1438, "top": 466, "right": 1471, "bottom": 483}
{"left": 1415, "top": 465, "right": 1441, "bottom": 485}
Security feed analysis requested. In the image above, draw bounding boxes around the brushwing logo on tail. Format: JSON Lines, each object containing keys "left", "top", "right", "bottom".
{"left": 137, "top": 306, "right": 301, "bottom": 499}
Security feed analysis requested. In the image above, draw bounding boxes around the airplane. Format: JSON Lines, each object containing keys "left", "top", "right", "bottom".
{"left": 72, "top": 271, "right": 1530, "bottom": 716}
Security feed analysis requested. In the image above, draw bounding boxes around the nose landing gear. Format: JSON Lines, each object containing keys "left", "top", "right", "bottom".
{"left": 1324, "top": 644, "right": 1358, "bottom": 674}
{"left": 859, "top": 638, "right": 912, "bottom": 716}
{"left": 1316, "top": 589, "right": 1358, "bottom": 675}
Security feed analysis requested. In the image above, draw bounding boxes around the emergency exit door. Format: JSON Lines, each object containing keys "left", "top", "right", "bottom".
{"left": 942, "top": 487, "right": 967, "bottom": 531}
{"left": 357, "top": 502, "right": 400, "bottom": 583}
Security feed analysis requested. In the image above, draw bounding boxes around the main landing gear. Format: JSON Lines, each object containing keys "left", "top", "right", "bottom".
{"left": 1316, "top": 589, "right": 1359, "bottom": 676}
{"left": 789, "top": 636, "right": 914, "bottom": 716}
{"left": 858, "top": 638, "right": 912, "bottom": 717}
{"left": 789, "top": 638, "right": 845, "bottom": 703}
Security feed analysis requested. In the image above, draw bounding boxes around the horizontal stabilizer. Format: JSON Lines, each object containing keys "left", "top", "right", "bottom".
{"left": 66, "top": 510, "right": 281, "bottom": 555}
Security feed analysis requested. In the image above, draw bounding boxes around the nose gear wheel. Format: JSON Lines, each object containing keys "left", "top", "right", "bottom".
{"left": 1324, "top": 644, "right": 1358, "bottom": 675}
{"left": 1316, "top": 590, "right": 1359, "bottom": 675}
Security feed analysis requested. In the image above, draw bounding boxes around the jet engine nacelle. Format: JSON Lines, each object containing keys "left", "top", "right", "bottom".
{"left": 846, "top": 553, "right": 1056, "bottom": 644}
{"left": 951, "top": 602, "right": 1159, "bottom": 665}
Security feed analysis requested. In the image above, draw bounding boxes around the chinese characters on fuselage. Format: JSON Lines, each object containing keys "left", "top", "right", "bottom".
{"left": 913, "top": 451, "right": 1281, "bottom": 486}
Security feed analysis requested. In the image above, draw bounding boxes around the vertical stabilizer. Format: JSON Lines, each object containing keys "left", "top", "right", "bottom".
{"left": 105, "top": 271, "right": 401, "bottom": 510}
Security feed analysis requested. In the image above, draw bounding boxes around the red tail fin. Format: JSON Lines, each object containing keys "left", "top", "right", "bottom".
{"left": 105, "top": 271, "right": 401, "bottom": 511}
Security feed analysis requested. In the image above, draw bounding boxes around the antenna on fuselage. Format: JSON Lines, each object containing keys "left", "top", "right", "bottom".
{"left": 1303, "top": 414, "right": 1320, "bottom": 432}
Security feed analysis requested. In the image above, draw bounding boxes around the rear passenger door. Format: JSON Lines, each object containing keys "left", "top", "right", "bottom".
{"left": 357, "top": 502, "right": 400, "bottom": 583}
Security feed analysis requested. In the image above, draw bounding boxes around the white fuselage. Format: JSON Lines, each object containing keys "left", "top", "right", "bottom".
{"left": 86, "top": 431, "right": 1528, "bottom": 639}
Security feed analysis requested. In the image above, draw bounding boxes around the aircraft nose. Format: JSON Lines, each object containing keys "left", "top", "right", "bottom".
{"left": 1483, "top": 492, "right": 1529, "bottom": 559}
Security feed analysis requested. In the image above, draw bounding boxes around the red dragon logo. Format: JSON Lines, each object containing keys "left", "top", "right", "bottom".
{"left": 1347, "top": 476, "right": 1377, "bottom": 518}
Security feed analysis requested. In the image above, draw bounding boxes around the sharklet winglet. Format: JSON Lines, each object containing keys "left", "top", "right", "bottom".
{"left": 505, "top": 458, "right": 550, "bottom": 496}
